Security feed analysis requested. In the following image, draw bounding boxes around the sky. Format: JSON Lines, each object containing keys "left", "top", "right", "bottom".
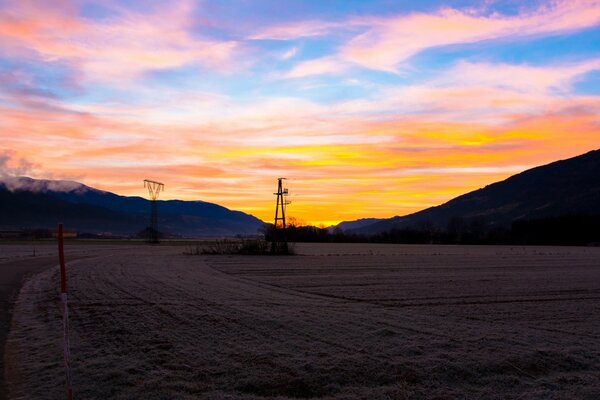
{"left": 0, "top": 0, "right": 599, "bottom": 226}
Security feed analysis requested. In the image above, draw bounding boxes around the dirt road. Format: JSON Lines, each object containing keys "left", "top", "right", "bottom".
{"left": 1, "top": 243, "right": 141, "bottom": 400}
{"left": 0, "top": 256, "right": 58, "bottom": 400}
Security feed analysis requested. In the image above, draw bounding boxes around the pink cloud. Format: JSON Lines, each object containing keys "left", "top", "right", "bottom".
{"left": 327, "top": 57, "right": 600, "bottom": 125}
{"left": 268, "top": 1, "right": 600, "bottom": 74}
{"left": 436, "top": 60, "right": 600, "bottom": 94}
{"left": 283, "top": 56, "right": 346, "bottom": 78}
{"left": 0, "top": 0, "right": 239, "bottom": 82}
{"left": 342, "top": 1, "right": 600, "bottom": 71}
{"left": 280, "top": 47, "right": 298, "bottom": 60}
{"left": 0, "top": 149, "right": 38, "bottom": 178}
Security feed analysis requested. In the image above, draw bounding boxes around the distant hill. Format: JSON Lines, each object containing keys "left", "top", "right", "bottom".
{"left": 334, "top": 218, "right": 384, "bottom": 232}
{"left": 0, "top": 177, "right": 265, "bottom": 237}
{"left": 353, "top": 149, "right": 600, "bottom": 234}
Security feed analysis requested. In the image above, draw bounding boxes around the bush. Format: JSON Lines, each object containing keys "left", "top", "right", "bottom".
{"left": 238, "top": 238, "right": 270, "bottom": 255}
{"left": 203, "top": 239, "right": 244, "bottom": 254}
{"left": 184, "top": 239, "right": 294, "bottom": 256}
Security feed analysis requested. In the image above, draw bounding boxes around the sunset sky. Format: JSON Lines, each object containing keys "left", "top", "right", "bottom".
{"left": 1, "top": 0, "right": 599, "bottom": 225}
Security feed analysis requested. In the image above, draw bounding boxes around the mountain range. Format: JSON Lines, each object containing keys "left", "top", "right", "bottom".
{"left": 341, "top": 149, "right": 600, "bottom": 234}
{"left": 0, "top": 177, "right": 264, "bottom": 237}
{"left": 1, "top": 149, "right": 599, "bottom": 238}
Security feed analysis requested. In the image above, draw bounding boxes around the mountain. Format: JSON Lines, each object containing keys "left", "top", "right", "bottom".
{"left": 353, "top": 149, "right": 600, "bottom": 234}
{"left": 0, "top": 177, "right": 265, "bottom": 237}
{"left": 335, "top": 218, "right": 385, "bottom": 232}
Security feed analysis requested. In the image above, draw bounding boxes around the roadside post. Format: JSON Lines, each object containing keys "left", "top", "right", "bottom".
{"left": 58, "top": 223, "right": 73, "bottom": 400}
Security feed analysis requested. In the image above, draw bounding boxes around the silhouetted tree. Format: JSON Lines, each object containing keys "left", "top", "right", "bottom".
{"left": 447, "top": 216, "right": 466, "bottom": 244}
{"left": 263, "top": 214, "right": 600, "bottom": 246}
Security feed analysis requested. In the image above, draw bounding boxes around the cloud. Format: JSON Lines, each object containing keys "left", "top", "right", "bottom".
{"left": 280, "top": 47, "right": 298, "bottom": 60}
{"left": 0, "top": 0, "right": 240, "bottom": 83}
{"left": 2, "top": 84, "right": 599, "bottom": 223}
{"left": 283, "top": 56, "right": 346, "bottom": 78}
{"left": 341, "top": 0, "right": 600, "bottom": 72}
{"left": 325, "top": 58, "right": 600, "bottom": 125}
{"left": 0, "top": 175, "right": 87, "bottom": 192}
{"left": 0, "top": 149, "right": 36, "bottom": 178}
{"left": 268, "top": 0, "right": 600, "bottom": 77}
{"left": 432, "top": 59, "right": 600, "bottom": 94}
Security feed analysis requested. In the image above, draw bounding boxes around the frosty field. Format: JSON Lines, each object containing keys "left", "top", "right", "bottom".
{"left": 4, "top": 243, "right": 600, "bottom": 399}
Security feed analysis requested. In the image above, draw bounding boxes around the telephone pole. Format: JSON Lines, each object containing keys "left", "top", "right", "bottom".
{"left": 144, "top": 179, "right": 164, "bottom": 243}
{"left": 271, "top": 177, "right": 290, "bottom": 253}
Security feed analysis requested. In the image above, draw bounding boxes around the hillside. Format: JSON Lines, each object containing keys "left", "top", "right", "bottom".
{"left": 0, "top": 177, "right": 264, "bottom": 237}
{"left": 334, "top": 218, "right": 384, "bottom": 232}
{"left": 354, "top": 149, "right": 600, "bottom": 234}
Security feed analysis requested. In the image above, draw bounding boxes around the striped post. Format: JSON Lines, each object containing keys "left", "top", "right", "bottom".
{"left": 58, "top": 223, "right": 73, "bottom": 400}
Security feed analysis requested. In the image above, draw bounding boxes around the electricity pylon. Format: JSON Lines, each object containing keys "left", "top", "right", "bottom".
{"left": 144, "top": 179, "right": 164, "bottom": 243}
{"left": 271, "top": 177, "right": 291, "bottom": 253}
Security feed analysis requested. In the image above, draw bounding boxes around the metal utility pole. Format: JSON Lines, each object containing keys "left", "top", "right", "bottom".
{"left": 144, "top": 179, "right": 164, "bottom": 243}
{"left": 271, "top": 177, "right": 291, "bottom": 253}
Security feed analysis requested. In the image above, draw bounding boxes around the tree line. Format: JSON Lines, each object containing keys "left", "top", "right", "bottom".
{"left": 264, "top": 215, "right": 600, "bottom": 246}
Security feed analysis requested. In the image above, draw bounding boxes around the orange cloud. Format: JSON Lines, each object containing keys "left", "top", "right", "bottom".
{"left": 3, "top": 107, "right": 599, "bottom": 225}
{"left": 3, "top": 75, "right": 599, "bottom": 225}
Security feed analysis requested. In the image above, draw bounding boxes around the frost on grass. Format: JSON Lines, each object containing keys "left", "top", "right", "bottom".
{"left": 5, "top": 244, "right": 600, "bottom": 399}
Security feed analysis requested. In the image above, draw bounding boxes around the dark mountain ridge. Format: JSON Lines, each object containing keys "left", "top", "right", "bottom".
{"left": 0, "top": 177, "right": 264, "bottom": 237}
{"left": 352, "top": 149, "right": 600, "bottom": 234}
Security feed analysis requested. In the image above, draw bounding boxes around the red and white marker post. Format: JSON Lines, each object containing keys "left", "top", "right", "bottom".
{"left": 58, "top": 223, "right": 73, "bottom": 400}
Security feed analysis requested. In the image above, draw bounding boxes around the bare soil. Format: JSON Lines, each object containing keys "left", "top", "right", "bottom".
{"left": 4, "top": 243, "right": 600, "bottom": 399}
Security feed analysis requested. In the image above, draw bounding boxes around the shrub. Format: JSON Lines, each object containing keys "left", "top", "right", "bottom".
{"left": 184, "top": 239, "right": 294, "bottom": 255}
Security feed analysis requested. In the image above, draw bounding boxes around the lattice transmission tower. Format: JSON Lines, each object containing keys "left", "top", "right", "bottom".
{"left": 144, "top": 179, "right": 164, "bottom": 243}
{"left": 271, "top": 177, "right": 291, "bottom": 253}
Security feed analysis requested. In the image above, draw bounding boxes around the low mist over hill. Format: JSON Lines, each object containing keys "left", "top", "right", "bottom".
{"left": 0, "top": 177, "right": 264, "bottom": 237}
{"left": 343, "top": 149, "right": 600, "bottom": 235}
